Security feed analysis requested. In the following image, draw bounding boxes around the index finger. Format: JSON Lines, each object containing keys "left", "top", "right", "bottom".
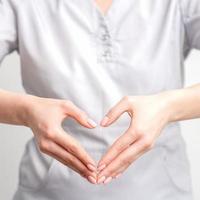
{"left": 97, "top": 126, "right": 137, "bottom": 170}
{"left": 54, "top": 128, "right": 97, "bottom": 168}
{"left": 97, "top": 138, "right": 147, "bottom": 182}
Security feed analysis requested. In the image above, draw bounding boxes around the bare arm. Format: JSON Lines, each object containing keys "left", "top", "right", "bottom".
{"left": 0, "top": 89, "right": 32, "bottom": 126}
{"left": 166, "top": 83, "right": 200, "bottom": 122}
{"left": 96, "top": 83, "right": 200, "bottom": 184}
{"left": 0, "top": 88, "right": 98, "bottom": 184}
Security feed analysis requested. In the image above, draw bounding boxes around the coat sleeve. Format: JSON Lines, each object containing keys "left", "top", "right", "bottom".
{"left": 180, "top": 0, "right": 200, "bottom": 52}
{"left": 0, "top": 0, "right": 18, "bottom": 65}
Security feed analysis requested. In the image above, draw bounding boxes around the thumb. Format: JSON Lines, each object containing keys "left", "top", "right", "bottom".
{"left": 100, "top": 98, "right": 129, "bottom": 127}
{"left": 62, "top": 101, "right": 97, "bottom": 128}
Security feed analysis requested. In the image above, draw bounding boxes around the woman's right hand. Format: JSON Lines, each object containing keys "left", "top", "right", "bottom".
{"left": 24, "top": 95, "right": 98, "bottom": 184}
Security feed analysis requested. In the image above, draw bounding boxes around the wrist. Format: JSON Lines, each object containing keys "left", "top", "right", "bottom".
{"left": 157, "top": 89, "right": 186, "bottom": 123}
{"left": 17, "top": 94, "right": 38, "bottom": 127}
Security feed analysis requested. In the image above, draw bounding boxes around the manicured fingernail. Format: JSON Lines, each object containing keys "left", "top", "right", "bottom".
{"left": 97, "top": 163, "right": 106, "bottom": 171}
{"left": 114, "top": 173, "right": 122, "bottom": 179}
{"left": 88, "top": 176, "right": 97, "bottom": 184}
{"left": 87, "top": 118, "right": 97, "bottom": 127}
{"left": 100, "top": 116, "right": 109, "bottom": 126}
{"left": 97, "top": 176, "right": 106, "bottom": 184}
{"left": 87, "top": 164, "right": 97, "bottom": 172}
{"left": 103, "top": 176, "right": 112, "bottom": 184}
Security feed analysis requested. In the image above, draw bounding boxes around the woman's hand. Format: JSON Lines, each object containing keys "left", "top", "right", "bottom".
{"left": 96, "top": 93, "right": 172, "bottom": 184}
{"left": 25, "top": 96, "right": 98, "bottom": 184}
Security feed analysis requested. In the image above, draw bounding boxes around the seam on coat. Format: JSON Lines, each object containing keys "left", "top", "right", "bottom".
{"left": 177, "top": 0, "right": 192, "bottom": 52}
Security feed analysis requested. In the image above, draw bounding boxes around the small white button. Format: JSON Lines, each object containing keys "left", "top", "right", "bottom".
{"left": 101, "top": 34, "right": 110, "bottom": 41}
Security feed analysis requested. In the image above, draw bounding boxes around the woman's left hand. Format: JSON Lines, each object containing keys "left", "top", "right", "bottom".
{"left": 96, "top": 92, "right": 173, "bottom": 184}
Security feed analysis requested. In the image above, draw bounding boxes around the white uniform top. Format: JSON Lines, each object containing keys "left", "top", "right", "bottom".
{"left": 0, "top": 0, "right": 200, "bottom": 199}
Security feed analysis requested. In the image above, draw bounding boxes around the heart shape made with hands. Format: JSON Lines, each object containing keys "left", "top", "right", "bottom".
{"left": 33, "top": 95, "right": 164, "bottom": 186}
{"left": 87, "top": 99, "right": 133, "bottom": 185}
{"left": 83, "top": 94, "right": 167, "bottom": 185}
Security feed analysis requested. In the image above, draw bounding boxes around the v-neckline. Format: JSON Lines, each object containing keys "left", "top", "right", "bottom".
{"left": 91, "top": 0, "right": 115, "bottom": 18}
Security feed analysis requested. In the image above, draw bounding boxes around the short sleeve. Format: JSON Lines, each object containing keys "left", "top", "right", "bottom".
{"left": 0, "top": 0, "right": 18, "bottom": 65}
{"left": 180, "top": 0, "right": 200, "bottom": 51}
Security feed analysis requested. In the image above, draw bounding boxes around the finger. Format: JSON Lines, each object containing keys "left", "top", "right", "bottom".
{"left": 100, "top": 97, "right": 130, "bottom": 127}
{"left": 110, "top": 145, "right": 148, "bottom": 179}
{"left": 45, "top": 140, "right": 97, "bottom": 183}
{"left": 97, "top": 139, "right": 147, "bottom": 184}
{"left": 54, "top": 128, "right": 97, "bottom": 168}
{"left": 48, "top": 151, "right": 97, "bottom": 184}
{"left": 97, "top": 128, "right": 137, "bottom": 170}
{"left": 62, "top": 101, "right": 97, "bottom": 128}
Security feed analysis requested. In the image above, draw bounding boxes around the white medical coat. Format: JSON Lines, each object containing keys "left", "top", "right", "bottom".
{"left": 0, "top": 0, "right": 199, "bottom": 199}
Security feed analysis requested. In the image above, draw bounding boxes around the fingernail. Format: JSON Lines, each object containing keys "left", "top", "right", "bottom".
{"left": 114, "top": 173, "right": 122, "bottom": 179}
{"left": 103, "top": 176, "right": 112, "bottom": 184}
{"left": 97, "top": 176, "right": 106, "bottom": 184}
{"left": 97, "top": 163, "right": 106, "bottom": 171}
{"left": 87, "top": 118, "right": 97, "bottom": 127}
{"left": 100, "top": 116, "right": 109, "bottom": 126}
{"left": 88, "top": 176, "right": 97, "bottom": 184}
{"left": 87, "top": 164, "right": 97, "bottom": 172}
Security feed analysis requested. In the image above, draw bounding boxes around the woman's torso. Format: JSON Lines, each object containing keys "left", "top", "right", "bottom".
{"left": 12, "top": 0, "right": 193, "bottom": 199}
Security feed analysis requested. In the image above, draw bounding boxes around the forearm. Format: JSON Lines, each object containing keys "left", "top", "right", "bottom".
{"left": 161, "top": 83, "right": 200, "bottom": 123}
{"left": 0, "top": 89, "right": 33, "bottom": 126}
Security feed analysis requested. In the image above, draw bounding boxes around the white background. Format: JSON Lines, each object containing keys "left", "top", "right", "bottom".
{"left": 0, "top": 50, "right": 199, "bottom": 199}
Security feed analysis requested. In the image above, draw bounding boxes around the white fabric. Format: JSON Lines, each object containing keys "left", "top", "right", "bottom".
{"left": 0, "top": 0, "right": 199, "bottom": 199}
{"left": 0, "top": 0, "right": 17, "bottom": 63}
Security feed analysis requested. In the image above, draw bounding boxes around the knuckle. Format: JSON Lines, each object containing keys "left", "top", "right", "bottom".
{"left": 120, "top": 158, "right": 126, "bottom": 166}
{"left": 133, "top": 131, "right": 142, "bottom": 139}
{"left": 79, "top": 171, "right": 86, "bottom": 178}
{"left": 123, "top": 95, "right": 133, "bottom": 104}
{"left": 134, "top": 127, "right": 145, "bottom": 138}
{"left": 121, "top": 158, "right": 131, "bottom": 166}
{"left": 107, "top": 109, "right": 114, "bottom": 118}
{"left": 61, "top": 100, "right": 73, "bottom": 109}
{"left": 125, "top": 158, "right": 132, "bottom": 166}
{"left": 128, "top": 130, "right": 138, "bottom": 138}
{"left": 38, "top": 122, "right": 51, "bottom": 133}
{"left": 68, "top": 143, "right": 78, "bottom": 154}
{"left": 80, "top": 110, "right": 87, "bottom": 116}
{"left": 123, "top": 95, "right": 130, "bottom": 101}
{"left": 44, "top": 126, "right": 59, "bottom": 140}
{"left": 135, "top": 132, "right": 143, "bottom": 139}
{"left": 39, "top": 139, "right": 49, "bottom": 153}
{"left": 80, "top": 169, "right": 88, "bottom": 177}
{"left": 148, "top": 141, "right": 155, "bottom": 150}
{"left": 114, "top": 143, "right": 124, "bottom": 152}
{"left": 77, "top": 111, "right": 87, "bottom": 120}
{"left": 45, "top": 129, "right": 56, "bottom": 140}
{"left": 142, "top": 137, "right": 153, "bottom": 150}
{"left": 67, "top": 157, "right": 74, "bottom": 166}
{"left": 107, "top": 109, "right": 117, "bottom": 120}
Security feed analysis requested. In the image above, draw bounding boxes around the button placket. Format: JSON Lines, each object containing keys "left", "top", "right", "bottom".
{"left": 96, "top": 16, "right": 115, "bottom": 63}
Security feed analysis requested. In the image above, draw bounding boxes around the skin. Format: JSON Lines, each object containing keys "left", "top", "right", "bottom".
{"left": 95, "top": 0, "right": 113, "bottom": 16}
{"left": 1, "top": 84, "right": 200, "bottom": 185}
{"left": 96, "top": 84, "right": 200, "bottom": 184}
{"left": 1, "top": 0, "right": 200, "bottom": 186}
{"left": 93, "top": 0, "right": 200, "bottom": 184}
{"left": 0, "top": 89, "right": 98, "bottom": 183}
